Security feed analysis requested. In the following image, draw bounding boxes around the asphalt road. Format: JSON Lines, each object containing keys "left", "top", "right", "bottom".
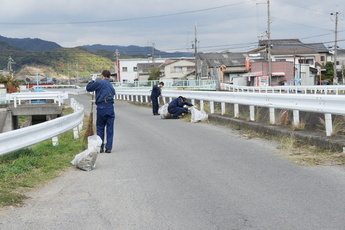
{"left": 1, "top": 94, "right": 345, "bottom": 229}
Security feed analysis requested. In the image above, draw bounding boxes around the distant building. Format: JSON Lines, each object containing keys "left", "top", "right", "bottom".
{"left": 118, "top": 58, "right": 166, "bottom": 82}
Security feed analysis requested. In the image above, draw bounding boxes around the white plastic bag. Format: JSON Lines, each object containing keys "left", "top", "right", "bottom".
{"left": 159, "top": 104, "right": 171, "bottom": 119}
{"left": 190, "top": 106, "right": 208, "bottom": 123}
{"left": 71, "top": 135, "right": 102, "bottom": 171}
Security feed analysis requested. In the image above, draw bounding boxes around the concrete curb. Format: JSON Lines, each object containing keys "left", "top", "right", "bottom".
{"left": 208, "top": 114, "right": 345, "bottom": 152}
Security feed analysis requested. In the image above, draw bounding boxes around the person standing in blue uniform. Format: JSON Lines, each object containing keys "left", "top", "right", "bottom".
{"left": 168, "top": 96, "right": 193, "bottom": 119}
{"left": 150, "top": 82, "right": 164, "bottom": 115}
{"left": 86, "top": 70, "right": 116, "bottom": 153}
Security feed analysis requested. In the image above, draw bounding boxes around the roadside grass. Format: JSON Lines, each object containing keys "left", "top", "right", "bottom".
{"left": 277, "top": 134, "right": 345, "bottom": 166}
{"left": 0, "top": 110, "right": 86, "bottom": 208}
{"left": 209, "top": 119, "right": 345, "bottom": 167}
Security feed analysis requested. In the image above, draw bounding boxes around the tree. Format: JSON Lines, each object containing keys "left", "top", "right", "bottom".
{"left": 148, "top": 67, "right": 161, "bottom": 81}
{"left": 323, "top": 62, "right": 334, "bottom": 82}
{"left": 0, "top": 74, "right": 20, "bottom": 93}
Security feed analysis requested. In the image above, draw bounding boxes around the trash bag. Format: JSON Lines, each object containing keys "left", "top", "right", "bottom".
{"left": 190, "top": 106, "right": 208, "bottom": 123}
{"left": 159, "top": 104, "right": 172, "bottom": 119}
{"left": 71, "top": 135, "right": 102, "bottom": 171}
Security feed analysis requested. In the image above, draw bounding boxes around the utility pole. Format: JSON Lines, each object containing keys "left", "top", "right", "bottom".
{"left": 331, "top": 11, "right": 339, "bottom": 84}
{"left": 114, "top": 49, "right": 120, "bottom": 82}
{"left": 75, "top": 63, "right": 79, "bottom": 87}
{"left": 194, "top": 24, "right": 198, "bottom": 79}
{"left": 267, "top": 0, "right": 272, "bottom": 86}
{"left": 151, "top": 43, "right": 155, "bottom": 64}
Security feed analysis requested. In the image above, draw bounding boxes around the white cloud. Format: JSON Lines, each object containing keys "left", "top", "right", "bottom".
{"left": 0, "top": 0, "right": 344, "bottom": 52}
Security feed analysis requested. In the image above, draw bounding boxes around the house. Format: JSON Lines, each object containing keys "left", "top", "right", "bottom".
{"left": 159, "top": 58, "right": 195, "bottom": 81}
{"left": 136, "top": 62, "right": 162, "bottom": 82}
{"left": 118, "top": 58, "right": 166, "bottom": 82}
{"left": 246, "top": 39, "right": 328, "bottom": 85}
{"left": 196, "top": 53, "right": 248, "bottom": 84}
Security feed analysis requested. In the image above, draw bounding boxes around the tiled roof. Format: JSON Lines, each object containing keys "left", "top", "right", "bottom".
{"left": 197, "top": 53, "right": 247, "bottom": 66}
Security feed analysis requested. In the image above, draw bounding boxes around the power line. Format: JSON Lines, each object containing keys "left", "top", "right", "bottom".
{"left": 0, "top": 2, "right": 250, "bottom": 26}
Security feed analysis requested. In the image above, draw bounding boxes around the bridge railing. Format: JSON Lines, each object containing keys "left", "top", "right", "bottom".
{"left": 116, "top": 89, "right": 345, "bottom": 137}
{"left": 0, "top": 98, "right": 84, "bottom": 156}
{"left": 5, "top": 92, "right": 68, "bottom": 108}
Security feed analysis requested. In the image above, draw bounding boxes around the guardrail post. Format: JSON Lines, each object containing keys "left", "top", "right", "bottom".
{"left": 293, "top": 110, "right": 300, "bottom": 127}
{"left": 269, "top": 108, "right": 275, "bottom": 125}
{"left": 73, "top": 127, "right": 79, "bottom": 139}
{"left": 250, "top": 105, "right": 255, "bottom": 121}
{"left": 325, "top": 113, "right": 333, "bottom": 136}
{"left": 200, "top": 100, "right": 204, "bottom": 111}
{"left": 221, "top": 102, "right": 225, "bottom": 115}
{"left": 163, "top": 97, "right": 166, "bottom": 104}
{"left": 136, "top": 95, "right": 139, "bottom": 102}
{"left": 191, "top": 99, "right": 195, "bottom": 106}
{"left": 169, "top": 97, "right": 173, "bottom": 103}
{"left": 140, "top": 95, "right": 143, "bottom": 103}
{"left": 52, "top": 136, "right": 58, "bottom": 146}
{"left": 234, "top": 104, "right": 239, "bottom": 118}
{"left": 14, "top": 96, "right": 17, "bottom": 108}
{"left": 210, "top": 101, "right": 214, "bottom": 113}
{"left": 145, "top": 95, "right": 148, "bottom": 103}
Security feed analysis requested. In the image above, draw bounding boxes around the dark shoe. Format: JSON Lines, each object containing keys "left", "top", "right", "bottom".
{"left": 172, "top": 116, "right": 179, "bottom": 119}
{"left": 100, "top": 147, "right": 104, "bottom": 153}
{"left": 153, "top": 113, "right": 160, "bottom": 115}
{"left": 105, "top": 149, "right": 111, "bottom": 153}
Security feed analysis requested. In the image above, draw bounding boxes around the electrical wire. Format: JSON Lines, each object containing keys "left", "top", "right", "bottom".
{"left": 0, "top": 2, "right": 251, "bottom": 26}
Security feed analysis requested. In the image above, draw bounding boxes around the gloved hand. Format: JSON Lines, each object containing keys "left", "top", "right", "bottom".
{"left": 91, "top": 75, "right": 97, "bottom": 81}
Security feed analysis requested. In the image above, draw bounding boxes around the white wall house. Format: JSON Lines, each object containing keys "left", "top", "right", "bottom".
{"left": 160, "top": 59, "right": 195, "bottom": 80}
{"left": 118, "top": 58, "right": 166, "bottom": 82}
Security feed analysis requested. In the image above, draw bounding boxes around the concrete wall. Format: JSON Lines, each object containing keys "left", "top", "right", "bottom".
{"left": 0, "top": 104, "right": 63, "bottom": 133}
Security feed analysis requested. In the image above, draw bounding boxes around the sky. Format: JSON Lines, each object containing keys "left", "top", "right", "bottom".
{"left": 0, "top": 0, "right": 344, "bottom": 54}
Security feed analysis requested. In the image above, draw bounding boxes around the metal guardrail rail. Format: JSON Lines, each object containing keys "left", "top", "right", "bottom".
{"left": 0, "top": 99, "right": 84, "bottom": 156}
{"left": 221, "top": 84, "right": 345, "bottom": 95}
{"left": 5, "top": 92, "right": 68, "bottom": 107}
{"left": 116, "top": 89, "right": 345, "bottom": 137}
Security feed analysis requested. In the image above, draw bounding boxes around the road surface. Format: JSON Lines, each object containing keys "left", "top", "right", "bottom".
{"left": 1, "top": 94, "right": 345, "bottom": 229}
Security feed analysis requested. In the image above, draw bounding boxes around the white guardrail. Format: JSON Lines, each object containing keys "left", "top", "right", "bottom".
{"left": 0, "top": 98, "right": 84, "bottom": 156}
{"left": 221, "top": 84, "right": 345, "bottom": 95}
{"left": 4, "top": 91, "right": 68, "bottom": 107}
{"left": 116, "top": 89, "right": 345, "bottom": 137}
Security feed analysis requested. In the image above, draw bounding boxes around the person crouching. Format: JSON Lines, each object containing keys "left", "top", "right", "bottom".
{"left": 168, "top": 96, "right": 193, "bottom": 119}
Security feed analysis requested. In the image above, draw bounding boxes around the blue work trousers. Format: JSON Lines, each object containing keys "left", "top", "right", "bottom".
{"left": 96, "top": 104, "right": 115, "bottom": 150}
{"left": 151, "top": 95, "right": 159, "bottom": 114}
{"left": 168, "top": 107, "right": 188, "bottom": 118}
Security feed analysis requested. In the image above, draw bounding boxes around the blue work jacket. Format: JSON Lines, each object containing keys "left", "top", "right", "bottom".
{"left": 86, "top": 79, "right": 116, "bottom": 105}
{"left": 168, "top": 97, "right": 193, "bottom": 110}
{"left": 151, "top": 85, "right": 162, "bottom": 98}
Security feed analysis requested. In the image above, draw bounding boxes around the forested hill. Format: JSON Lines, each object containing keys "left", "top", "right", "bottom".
{"left": 83, "top": 44, "right": 193, "bottom": 58}
{"left": 0, "top": 36, "right": 61, "bottom": 52}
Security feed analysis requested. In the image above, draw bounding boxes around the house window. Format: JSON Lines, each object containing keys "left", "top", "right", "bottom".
{"left": 133, "top": 67, "right": 137, "bottom": 72}
{"left": 122, "top": 67, "right": 128, "bottom": 72}
{"left": 321, "top": 56, "right": 325, "bottom": 61}
{"left": 174, "top": 67, "right": 183, "bottom": 73}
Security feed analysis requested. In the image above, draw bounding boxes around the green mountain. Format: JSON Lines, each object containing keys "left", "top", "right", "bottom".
{"left": 20, "top": 47, "right": 114, "bottom": 78}
{"left": 0, "top": 40, "right": 113, "bottom": 78}
{"left": 0, "top": 35, "right": 61, "bottom": 52}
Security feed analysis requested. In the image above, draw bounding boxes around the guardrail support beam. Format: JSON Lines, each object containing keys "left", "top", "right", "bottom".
{"left": 200, "top": 100, "right": 204, "bottom": 111}
{"left": 221, "top": 102, "right": 225, "bottom": 115}
{"left": 210, "top": 101, "right": 214, "bottom": 114}
{"left": 250, "top": 105, "right": 255, "bottom": 121}
{"left": 234, "top": 104, "right": 239, "bottom": 118}
{"left": 293, "top": 110, "right": 300, "bottom": 127}
{"left": 269, "top": 108, "right": 275, "bottom": 125}
{"left": 325, "top": 113, "right": 333, "bottom": 137}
